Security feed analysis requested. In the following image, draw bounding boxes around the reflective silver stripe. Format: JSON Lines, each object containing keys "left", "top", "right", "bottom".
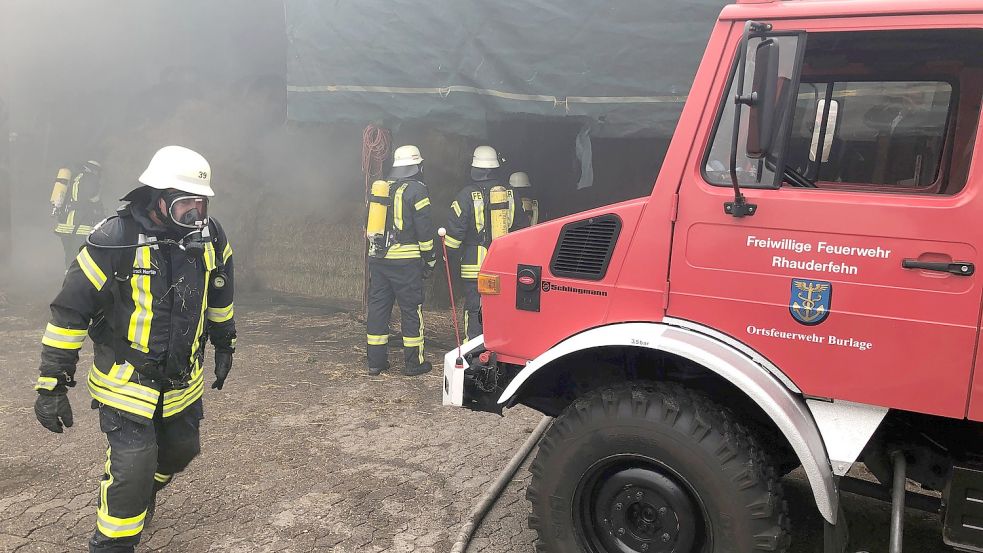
{"left": 35, "top": 377, "right": 58, "bottom": 391}
{"left": 128, "top": 247, "right": 153, "bottom": 349}
{"left": 77, "top": 247, "right": 108, "bottom": 290}
{"left": 87, "top": 387, "right": 156, "bottom": 418}
{"left": 89, "top": 367, "right": 160, "bottom": 402}
{"left": 96, "top": 510, "right": 145, "bottom": 538}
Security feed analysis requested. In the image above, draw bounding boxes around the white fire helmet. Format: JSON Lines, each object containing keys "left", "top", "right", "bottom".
{"left": 509, "top": 171, "right": 531, "bottom": 188}
{"left": 392, "top": 145, "right": 423, "bottom": 167}
{"left": 472, "top": 145, "right": 500, "bottom": 169}
{"left": 138, "top": 145, "right": 214, "bottom": 197}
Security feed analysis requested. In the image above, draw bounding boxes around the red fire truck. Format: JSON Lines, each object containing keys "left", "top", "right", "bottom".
{"left": 442, "top": 1, "right": 983, "bottom": 551}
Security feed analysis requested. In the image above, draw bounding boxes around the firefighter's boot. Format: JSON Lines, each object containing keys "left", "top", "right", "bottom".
{"left": 402, "top": 361, "right": 432, "bottom": 377}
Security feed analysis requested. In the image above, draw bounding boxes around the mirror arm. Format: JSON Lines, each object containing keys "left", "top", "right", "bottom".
{"left": 726, "top": 20, "right": 770, "bottom": 218}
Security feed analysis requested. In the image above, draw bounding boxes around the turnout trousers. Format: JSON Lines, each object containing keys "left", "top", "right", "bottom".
{"left": 463, "top": 278, "right": 482, "bottom": 341}
{"left": 366, "top": 258, "right": 426, "bottom": 370}
{"left": 89, "top": 399, "right": 203, "bottom": 553}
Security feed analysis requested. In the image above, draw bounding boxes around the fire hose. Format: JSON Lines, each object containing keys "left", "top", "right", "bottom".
{"left": 436, "top": 228, "right": 553, "bottom": 552}
{"left": 450, "top": 416, "right": 553, "bottom": 553}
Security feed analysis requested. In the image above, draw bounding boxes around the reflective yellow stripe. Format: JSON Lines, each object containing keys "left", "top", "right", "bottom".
{"left": 77, "top": 247, "right": 108, "bottom": 290}
{"left": 477, "top": 245, "right": 487, "bottom": 268}
{"left": 75, "top": 225, "right": 93, "bottom": 235}
{"left": 71, "top": 176, "right": 80, "bottom": 202}
{"left": 451, "top": 201, "right": 462, "bottom": 217}
{"left": 222, "top": 241, "right": 233, "bottom": 263}
{"left": 88, "top": 365, "right": 160, "bottom": 403}
{"left": 154, "top": 473, "right": 172, "bottom": 484}
{"left": 473, "top": 192, "right": 485, "bottom": 232}
{"left": 98, "top": 447, "right": 147, "bottom": 538}
{"left": 461, "top": 245, "right": 486, "bottom": 279}
{"left": 206, "top": 303, "right": 234, "bottom": 323}
{"left": 35, "top": 376, "right": 59, "bottom": 391}
{"left": 444, "top": 236, "right": 462, "bottom": 249}
{"left": 187, "top": 247, "right": 212, "bottom": 370}
{"left": 41, "top": 323, "right": 87, "bottom": 350}
{"left": 127, "top": 247, "right": 153, "bottom": 351}
{"left": 417, "top": 304, "right": 425, "bottom": 364}
{"left": 162, "top": 367, "right": 204, "bottom": 418}
{"left": 367, "top": 334, "right": 389, "bottom": 346}
{"left": 56, "top": 210, "right": 77, "bottom": 234}
{"left": 414, "top": 197, "right": 431, "bottom": 211}
{"left": 97, "top": 509, "right": 146, "bottom": 539}
{"left": 393, "top": 183, "right": 408, "bottom": 231}
{"left": 403, "top": 336, "right": 424, "bottom": 346}
{"left": 464, "top": 310, "right": 471, "bottom": 337}
{"left": 203, "top": 242, "right": 217, "bottom": 271}
{"left": 419, "top": 239, "right": 434, "bottom": 252}
{"left": 384, "top": 243, "right": 422, "bottom": 260}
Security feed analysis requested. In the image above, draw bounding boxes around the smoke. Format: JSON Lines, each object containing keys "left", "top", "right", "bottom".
{"left": 1, "top": 1, "right": 370, "bottom": 302}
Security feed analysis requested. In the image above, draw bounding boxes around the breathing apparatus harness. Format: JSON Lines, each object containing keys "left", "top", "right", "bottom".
{"left": 367, "top": 174, "right": 424, "bottom": 259}
{"left": 84, "top": 200, "right": 228, "bottom": 291}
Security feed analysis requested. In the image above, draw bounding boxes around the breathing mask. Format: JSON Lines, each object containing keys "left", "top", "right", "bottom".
{"left": 163, "top": 190, "right": 209, "bottom": 230}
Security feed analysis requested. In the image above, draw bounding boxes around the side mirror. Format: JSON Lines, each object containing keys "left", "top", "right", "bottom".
{"left": 746, "top": 39, "right": 780, "bottom": 159}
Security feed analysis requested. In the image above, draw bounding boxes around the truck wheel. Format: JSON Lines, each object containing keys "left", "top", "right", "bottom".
{"left": 527, "top": 382, "right": 791, "bottom": 553}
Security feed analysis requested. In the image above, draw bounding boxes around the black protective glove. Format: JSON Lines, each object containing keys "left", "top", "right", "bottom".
{"left": 422, "top": 258, "right": 436, "bottom": 280}
{"left": 212, "top": 350, "right": 233, "bottom": 390}
{"left": 35, "top": 392, "right": 74, "bottom": 433}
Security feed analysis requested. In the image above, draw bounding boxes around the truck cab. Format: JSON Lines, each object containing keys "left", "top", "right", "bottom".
{"left": 444, "top": 1, "right": 983, "bottom": 551}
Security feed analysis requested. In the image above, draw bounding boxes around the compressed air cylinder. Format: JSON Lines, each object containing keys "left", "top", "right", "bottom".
{"left": 489, "top": 186, "right": 510, "bottom": 240}
{"left": 366, "top": 180, "right": 390, "bottom": 237}
{"left": 50, "top": 168, "right": 72, "bottom": 208}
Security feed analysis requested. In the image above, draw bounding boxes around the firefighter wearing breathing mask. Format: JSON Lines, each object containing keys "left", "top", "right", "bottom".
{"left": 52, "top": 160, "right": 105, "bottom": 268}
{"left": 32, "top": 145, "right": 236, "bottom": 553}
{"left": 445, "top": 146, "right": 529, "bottom": 340}
{"left": 365, "top": 144, "right": 437, "bottom": 376}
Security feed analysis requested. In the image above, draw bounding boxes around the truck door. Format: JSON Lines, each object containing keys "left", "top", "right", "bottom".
{"left": 668, "top": 25, "right": 983, "bottom": 419}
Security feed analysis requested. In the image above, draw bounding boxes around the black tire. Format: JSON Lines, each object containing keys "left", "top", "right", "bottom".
{"left": 527, "top": 382, "right": 791, "bottom": 553}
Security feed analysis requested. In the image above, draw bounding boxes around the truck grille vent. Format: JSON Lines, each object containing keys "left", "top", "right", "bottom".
{"left": 549, "top": 214, "right": 622, "bottom": 281}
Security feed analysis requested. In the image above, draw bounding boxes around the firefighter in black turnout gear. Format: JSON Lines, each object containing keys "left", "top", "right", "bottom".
{"left": 52, "top": 160, "right": 105, "bottom": 268}
{"left": 445, "top": 146, "right": 528, "bottom": 340}
{"left": 33, "top": 146, "right": 236, "bottom": 553}
{"left": 366, "top": 145, "right": 436, "bottom": 376}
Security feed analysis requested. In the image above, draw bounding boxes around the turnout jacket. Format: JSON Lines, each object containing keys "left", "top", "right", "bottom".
{"left": 36, "top": 201, "right": 236, "bottom": 421}
{"left": 444, "top": 179, "right": 527, "bottom": 279}
{"left": 54, "top": 164, "right": 103, "bottom": 236}
{"left": 374, "top": 178, "right": 436, "bottom": 264}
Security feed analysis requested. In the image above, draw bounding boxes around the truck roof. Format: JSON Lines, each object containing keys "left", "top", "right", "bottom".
{"left": 723, "top": 0, "right": 983, "bottom": 20}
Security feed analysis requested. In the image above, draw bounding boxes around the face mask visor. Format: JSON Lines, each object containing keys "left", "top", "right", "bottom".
{"left": 167, "top": 195, "right": 209, "bottom": 229}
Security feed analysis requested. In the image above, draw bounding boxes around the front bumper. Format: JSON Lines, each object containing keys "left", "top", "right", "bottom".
{"left": 442, "top": 335, "right": 485, "bottom": 407}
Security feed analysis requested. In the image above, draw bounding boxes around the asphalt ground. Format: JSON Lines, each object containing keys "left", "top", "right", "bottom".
{"left": 0, "top": 293, "right": 953, "bottom": 552}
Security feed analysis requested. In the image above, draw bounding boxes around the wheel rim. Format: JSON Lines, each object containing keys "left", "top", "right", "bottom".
{"left": 574, "top": 455, "right": 711, "bottom": 553}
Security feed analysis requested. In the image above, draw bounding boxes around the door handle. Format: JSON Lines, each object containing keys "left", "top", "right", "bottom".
{"left": 902, "top": 259, "right": 975, "bottom": 276}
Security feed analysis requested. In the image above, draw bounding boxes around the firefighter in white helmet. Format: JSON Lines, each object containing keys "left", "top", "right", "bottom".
{"left": 509, "top": 171, "right": 540, "bottom": 226}
{"left": 365, "top": 144, "right": 436, "bottom": 376}
{"left": 445, "top": 145, "right": 529, "bottom": 340}
{"left": 51, "top": 160, "right": 105, "bottom": 268}
{"left": 33, "top": 145, "right": 236, "bottom": 553}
